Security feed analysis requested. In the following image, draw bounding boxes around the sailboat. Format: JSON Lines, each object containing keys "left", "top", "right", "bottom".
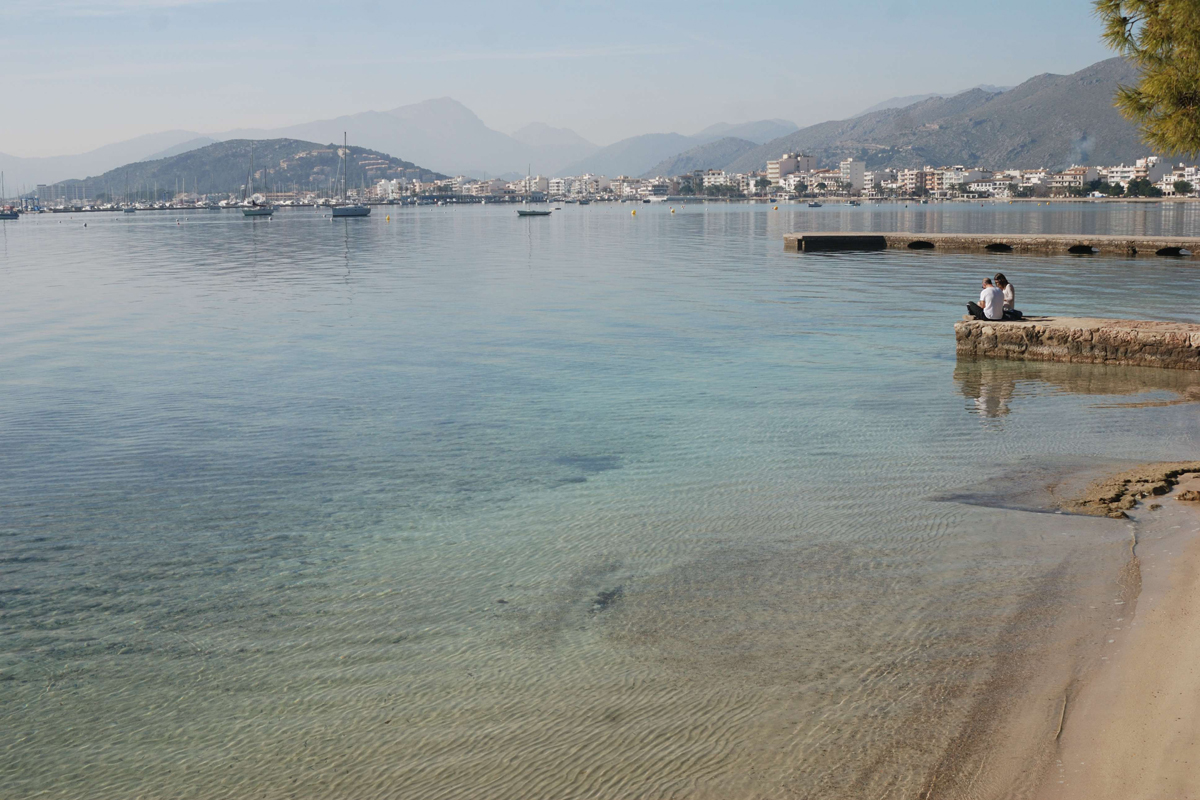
{"left": 331, "top": 133, "right": 370, "bottom": 217}
{"left": 515, "top": 163, "right": 550, "bottom": 216}
{"left": 0, "top": 172, "right": 18, "bottom": 219}
{"left": 242, "top": 143, "right": 275, "bottom": 217}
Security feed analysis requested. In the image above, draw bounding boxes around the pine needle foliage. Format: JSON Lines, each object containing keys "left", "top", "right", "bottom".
{"left": 1094, "top": 0, "right": 1200, "bottom": 156}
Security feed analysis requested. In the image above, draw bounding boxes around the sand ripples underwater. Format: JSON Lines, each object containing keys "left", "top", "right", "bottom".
{"left": 3, "top": 203, "right": 1200, "bottom": 798}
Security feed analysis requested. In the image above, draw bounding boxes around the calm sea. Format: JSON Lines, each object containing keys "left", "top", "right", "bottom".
{"left": 3, "top": 202, "right": 1200, "bottom": 798}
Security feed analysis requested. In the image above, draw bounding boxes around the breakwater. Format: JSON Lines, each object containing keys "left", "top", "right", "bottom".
{"left": 785, "top": 232, "right": 1200, "bottom": 256}
{"left": 955, "top": 316, "right": 1200, "bottom": 369}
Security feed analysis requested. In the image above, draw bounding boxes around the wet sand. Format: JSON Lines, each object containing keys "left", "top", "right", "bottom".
{"left": 1037, "top": 473, "right": 1200, "bottom": 799}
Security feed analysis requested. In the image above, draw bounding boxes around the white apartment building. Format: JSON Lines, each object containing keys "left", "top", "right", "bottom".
{"left": 781, "top": 172, "right": 809, "bottom": 192}
{"left": 701, "top": 170, "right": 732, "bottom": 187}
{"left": 937, "top": 167, "right": 991, "bottom": 189}
{"left": 1048, "top": 166, "right": 1099, "bottom": 192}
{"left": 767, "top": 153, "right": 818, "bottom": 185}
{"left": 804, "top": 169, "right": 839, "bottom": 192}
{"left": 548, "top": 177, "right": 573, "bottom": 196}
{"left": 897, "top": 168, "right": 928, "bottom": 195}
{"left": 609, "top": 176, "right": 643, "bottom": 198}
{"left": 1017, "top": 169, "right": 1052, "bottom": 188}
{"left": 570, "top": 174, "right": 609, "bottom": 195}
{"left": 507, "top": 176, "right": 549, "bottom": 194}
{"left": 640, "top": 177, "right": 671, "bottom": 197}
{"left": 863, "top": 169, "right": 896, "bottom": 191}
{"left": 374, "top": 178, "right": 413, "bottom": 200}
{"left": 463, "top": 179, "right": 507, "bottom": 197}
{"left": 838, "top": 159, "right": 865, "bottom": 192}
{"left": 1158, "top": 165, "right": 1199, "bottom": 195}
{"left": 967, "top": 178, "right": 1016, "bottom": 198}
{"left": 1106, "top": 157, "right": 1169, "bottom": 188}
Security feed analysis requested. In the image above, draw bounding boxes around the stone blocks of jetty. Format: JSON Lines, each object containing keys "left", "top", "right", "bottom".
{"left": 955, "top": 317, "right": 1200, "bottom": 370}
{"left": 785, "top": 232, "right": 1200, "bottom": 256}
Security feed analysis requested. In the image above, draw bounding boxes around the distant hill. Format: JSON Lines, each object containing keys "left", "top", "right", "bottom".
{"left": 0, "top": 129, "right": 209, "bottom": 191}
{"left": 566, "top": 120, "right": 799, "bottom": 177}
{"left": 220, "top": 98, "right": 576, "bottom": 178}
{"left": 853, "top": 85, "right": 1011, "bottom": 117}
{"left": 142, "top": 136, "right": 218, "bottom": 161}
{"left": 852, "top": 93, "right": 943, "bottom": 117}
{"left": 48, "top": 138, "right": 445, "bottom": 199}
{"left": 691, "top": 119, "right": 798, "bottom": 144}
{"left": 726, "top": 58, "right": 1148, "bottom": 173}
{"left": 511, "top": 123, "right": 599, "bottom": 171}
{"left": 641, "top": 137, "right": 759, "bottom": 178}
{"left": 559, "top": 133, "right": 696, "bottom": 177}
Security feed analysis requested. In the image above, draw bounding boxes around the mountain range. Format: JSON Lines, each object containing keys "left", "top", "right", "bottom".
{"left": 0, "top": 100, "right": 797, "bottom": 190}
{"left": 50, "top": 139, "right": 445, "bottom": 200}
{"left": 0, "top": 57, "right": 1162, "bottom": 193}
{"left": 556, "top": 119, "right": 799, "bottom": 177}
{"left": 853, "top": 85, "right": 1013, "bottom": 117}
{"left": 725, "top": 58, "right": 1146, "bottom": 174}
{"left": 0, "top": 130, "right": 214, "bottom": 192}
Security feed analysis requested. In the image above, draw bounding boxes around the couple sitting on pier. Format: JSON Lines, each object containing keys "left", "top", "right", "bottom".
{"left": 967, "top": 273, "right": 1022, "bottom": 321}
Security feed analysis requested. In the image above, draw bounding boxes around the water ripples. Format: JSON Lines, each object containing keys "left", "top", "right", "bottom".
{"left": 2, "top": 203, "right": 1200, "bottom": 797}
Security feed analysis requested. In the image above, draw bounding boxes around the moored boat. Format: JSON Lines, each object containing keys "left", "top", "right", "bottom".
{"left": 330, "top": 133, "right": 371, "bottom": 218}
{"left": 241, "top": 144, "right": 275, "bottom": 218}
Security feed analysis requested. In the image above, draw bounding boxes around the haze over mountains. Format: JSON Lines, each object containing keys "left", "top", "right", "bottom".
{"left": 853, "top": 85, "right": 1013, "bottom": 117}
{"left": 51, "top": 139, "right": 445, "bottom": 199}
{"left": 0, "top": 131, "right": 213, "bottom": 193}
{"left": 725, "top": 58, "right": 1145, "bottom": 174}
{"left": 0, "top": 57, "right": 1161, "bottom": 193}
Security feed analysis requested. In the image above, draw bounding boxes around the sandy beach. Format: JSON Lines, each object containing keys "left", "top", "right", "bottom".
{"left": 1036, "top": 471, "right": 1200, "bottom": 798}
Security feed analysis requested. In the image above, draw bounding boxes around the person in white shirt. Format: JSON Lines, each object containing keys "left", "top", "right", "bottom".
{"left": 967, "top": 278, "right": 1005, "bottom": 321}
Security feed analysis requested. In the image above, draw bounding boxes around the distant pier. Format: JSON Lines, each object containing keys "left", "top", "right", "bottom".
{"left": 956, "top": 317, "right": 1200, "bottom": 370}
{"left": 785, "top": 232, "right": 1200, "bottom": 257}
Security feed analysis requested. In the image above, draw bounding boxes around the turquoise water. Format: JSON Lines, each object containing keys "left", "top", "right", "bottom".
{"left": 2, "top": 203, "right": 1200, "bottom": 798}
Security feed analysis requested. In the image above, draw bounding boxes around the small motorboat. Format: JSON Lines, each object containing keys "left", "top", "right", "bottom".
{"left": 517, "top": 209, "right": 552, "bottom": 217}
{"left": 808, "top": 201, "right": 822, "bottom": 208}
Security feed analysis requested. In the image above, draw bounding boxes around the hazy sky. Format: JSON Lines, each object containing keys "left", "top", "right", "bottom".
{"left": 3, "top": 0, "right": 1115, "bottom": 157}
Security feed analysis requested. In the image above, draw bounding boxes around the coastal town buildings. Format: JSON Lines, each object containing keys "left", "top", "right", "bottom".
{"left": 767, "top": 153, "right": 817, "bottom": 185}
{"left": 1048, "top": 166, "right": 1099, "bottom": 192}
{"left": 26, "top": 149, "right": 1200, "bottom": 209}
{"left": 838, "top": 159, "right": 865, "bottom": 192}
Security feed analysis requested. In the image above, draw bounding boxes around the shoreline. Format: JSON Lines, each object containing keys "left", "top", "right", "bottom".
{"left": 1034, "top": 472, "right": 1200, "bottom": 798}
{"left": 920, "top": 460, "right": 1200, "bottom": 799}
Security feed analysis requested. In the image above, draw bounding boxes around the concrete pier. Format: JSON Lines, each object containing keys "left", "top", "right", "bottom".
{"left": 956, "top": 317, "right": 1200, "bottom": 370}
{"left": 785, "top": 232, "right": 1200, "bottom": 256}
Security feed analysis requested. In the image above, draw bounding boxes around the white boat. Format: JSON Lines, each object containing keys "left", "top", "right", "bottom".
{"left": 330, "top": 132, "right": 370, "bottom": 218}
{"left": 241, "top": 143, "right": 275, "bottom": 218}
{"left": 243, "top": 201, "right": 274, "bottom": 217}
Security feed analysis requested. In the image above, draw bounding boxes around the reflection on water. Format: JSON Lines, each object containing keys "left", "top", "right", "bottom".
{"left": 3, "top": 204, "right": 1200, "bottom": 799}
{"left": 955, "top": 357, "right": 1200, "bottom": 419}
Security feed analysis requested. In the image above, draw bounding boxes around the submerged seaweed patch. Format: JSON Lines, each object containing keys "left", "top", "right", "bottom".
{"left": 555, "top": 455, "right": 621, "bottom": 473}
{"left": 591, "top": 586, "right": 623, "bottom": 612}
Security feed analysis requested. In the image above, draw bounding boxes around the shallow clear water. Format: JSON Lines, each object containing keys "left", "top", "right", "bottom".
{"left": 2, "top": 202, "right": 1200, "bottom": 798}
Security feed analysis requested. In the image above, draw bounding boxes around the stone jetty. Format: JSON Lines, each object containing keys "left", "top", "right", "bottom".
{"left": 955, "top": 317, "right": 1200, "bottom": 370}
{"left": 785, "top": 232, "right": 1200, "bottom": 256}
